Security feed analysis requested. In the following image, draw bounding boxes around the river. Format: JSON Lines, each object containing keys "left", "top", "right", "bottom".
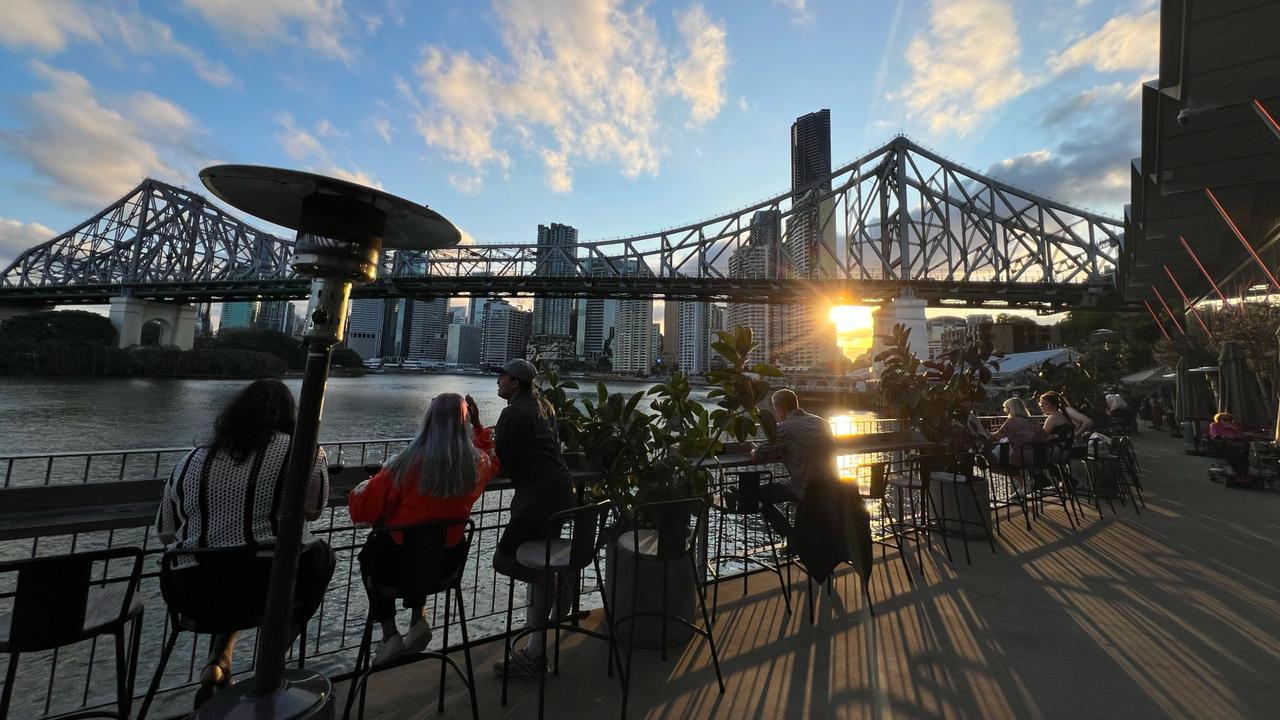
{"left": 0, "top": 373, "right": 722, "bottom": 455}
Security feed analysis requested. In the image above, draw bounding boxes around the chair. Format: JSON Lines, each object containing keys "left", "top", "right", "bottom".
{"left": 1017, "top": 441, "right": 1081, "bottom": 529}
{"left": 863, "top": 461, "right": 913, "bottom": 587}
{"left": 887, "top": 455, "right": 954, "bottom": 568}
{"left": 926, "top": 452, "right": 997, "bottom": 565}
{"left": 344, "top": 519, "right": 478, "bottom": 720}
{"left": 499, "top": 499, "right": 623, "bottom": 720}
{"left": 1111, "top": 435, "right": 1146, "bottom": 506}
{"left": 707, "top": 470, "right": 791, "bottom": 621}
{"left": 138, "top": 544, "right": 305, "bottom": 720}
{"left": 986, "top": 443, "right": 1033, "bottom": 532}
{"left": 613, "top": 498, "right": 724, "bottom": 719}
{"left": 788, "top": 475, "right": 878, "bottom": 624}
{"left": 0, "top": 547, "right": 144, "bottom": 720}
{"left": 1081, "top": 456, "right": 1140, "bottom": 517}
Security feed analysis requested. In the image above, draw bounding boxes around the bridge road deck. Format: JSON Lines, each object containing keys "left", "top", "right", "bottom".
{"left": 338, "top": 431, "right": 1280, "bottom": 720}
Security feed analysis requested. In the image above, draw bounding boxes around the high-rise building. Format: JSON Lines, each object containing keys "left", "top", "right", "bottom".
{"left": 678, "top": 302, "right": 723, "bottom": 374}
{"left": 612, "top": 260, "right": 653, "bottom": 375}
{"left": 345, "top": 298, "right": 385, "bottom": 360}
{"left": 727, "top": 210, "right": 784, "bottom": 364}
{"left": 531, "top": 223, "right": 576, "bottom": 337}
{"left": 218, "top": 301, "right": 257, "bottom": 331}
{"left": 782, "top": 109, "right": 840, "bottom": 370}
{"left": 405, "top": 298, "right": 449, "bottom": 362}
{"left": 466, "top": 271, "right": 494, "bottom": 325}
{"left": 481, "top": 299, "right": 532, "bottom": 366}
{"left": 661, "top": 301, "right": 680, "bottom": 370}
{"left": 254, "top": 300, "right": 292, "bottom": 334}
{"left": 446, "top": 322, "right": 481, "bottom": 366}
{"left": 448, "top": 307, "right": 467, "bottom": 324}
{"left": 574, "top": 258, "right": 619, "bottom": 365}
{"left": 650, "top": 323, "right": 662, "bottom": 370}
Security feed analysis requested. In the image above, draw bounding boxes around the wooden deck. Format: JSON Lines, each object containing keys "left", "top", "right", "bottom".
{"left": 331, "top": 431, "right": 1280, "bottom": 719}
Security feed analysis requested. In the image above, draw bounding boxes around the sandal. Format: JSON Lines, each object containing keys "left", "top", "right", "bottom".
{"left": 193, "top": 660, "right": 232, "bottom": 709}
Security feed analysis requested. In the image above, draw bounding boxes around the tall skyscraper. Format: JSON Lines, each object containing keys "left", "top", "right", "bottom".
{"left": 446, "top": 322, "right": 481, "bottom": 366}
{"left": 481, "top": 299, "right": 532, "bottom": 366}
{"left": 661, "top": 301, "right": 680, "bottom": 370}
{"left": 405, "top": 298, "right": 450, "bottom": 362}
{"left": 218, "top": 301, "right": 257, "bottom": 331}
{"left": 782, "top": 109, "right": 840, "bottom": 370}
{"left": 574, "top": 258, "right": 619, "bottom": 365}
{"left": 448, "top": 307, "right": 467, "bottom": 324}
{"left": 531, "top": 223, "right": 576, "bottom": 337}
{"left": 727, "top": 210, "right": 784, "bottom": 364}
{"left": 254, "top": 300, "right": 292, "bottom": 333}
{"left": 345, "top": 298, "right": 385, "bottom": 360}
{"left": 466, "top": 271, "right": 494, "bottom": 325}
{"left": 678, "top": 302, "right": 723, "bottom": 374}
{"left": 612, "top": 259, "right": 654, "bottom": 375}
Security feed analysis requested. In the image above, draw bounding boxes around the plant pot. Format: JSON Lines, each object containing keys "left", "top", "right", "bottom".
{"left": 603, "top": 516, "right": 697, "bottom": 649}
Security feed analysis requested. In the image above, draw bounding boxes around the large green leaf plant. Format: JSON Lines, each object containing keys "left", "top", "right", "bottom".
{"left": 580, "top": 325, "right": 781, "bottom": 520}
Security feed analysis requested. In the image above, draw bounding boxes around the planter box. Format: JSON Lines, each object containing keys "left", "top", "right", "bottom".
{"left": 603, "top": 530, "right": 697, "bottom": 649}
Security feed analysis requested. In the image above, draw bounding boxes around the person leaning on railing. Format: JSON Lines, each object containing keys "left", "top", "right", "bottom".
{"left": 348, "top": 392, "right": 498, "bottom": 666}
{"left": 489, "top": 358, "right": 575, "bottom": 676}
{"left": 155, "top": 379, "right": 335, "bottom": 708}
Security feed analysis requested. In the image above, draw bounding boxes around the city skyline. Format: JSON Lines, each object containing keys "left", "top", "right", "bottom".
{"left": 0, "top": 1, "right": 1155, "bottom": 271}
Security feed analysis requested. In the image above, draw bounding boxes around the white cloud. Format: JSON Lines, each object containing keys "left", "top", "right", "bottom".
{"left": 448, "top": 174, "right": 484, "bottom": 195}
{"left": 0, "top": 0, "right": 234, "bottom": 87}
{"left": 986, "top": 81, "right": 1140, "bottom": 213}
{"left": 673, "top": 5, "right": 728, "bottom": 125}
{"left": 736, "top": 96, "right": 749, "bottom": 112}
{"left": 1048, "top": 10, "right": 1159, "bottom": 75}
{"left": 367, "top": 116, "right": 395, "bottom": 144}
{"left": 406, "top": 0, "right": 729, "bottom": 193}
{"left": 0, "top": 217, "right": 56, "bottom": 267}
{"left": 274, "top": 113, "right": 381, "bottom": 189}
{"left": 181, "top": 0, "right": 356, "bottom": 62}
{"left": 897, "top": 0, "right": 1037, "bottom": 135}
{"left": 1, "top": 62, "right": 208, "bottom": 207}
{"left": 772, "top": 0, "right": 810, "bottom": 24}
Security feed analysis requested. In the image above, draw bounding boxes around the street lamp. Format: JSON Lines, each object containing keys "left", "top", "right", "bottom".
{"left": 196, "top": 166, "right": 459, "bottom": 718}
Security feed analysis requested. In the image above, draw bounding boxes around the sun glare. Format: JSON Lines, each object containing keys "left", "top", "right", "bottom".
{"left": 829, "top": 305, "right": 873, "bottom": 333}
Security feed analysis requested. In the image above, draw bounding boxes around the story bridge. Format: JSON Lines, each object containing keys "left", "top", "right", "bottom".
{"left": 0, "top": 136, "right": 1126, "bottom": 346}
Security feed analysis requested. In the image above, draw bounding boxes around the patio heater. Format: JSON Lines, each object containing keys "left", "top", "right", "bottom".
{"left": 196, "top": 166, "right": 460, "bottom": 718}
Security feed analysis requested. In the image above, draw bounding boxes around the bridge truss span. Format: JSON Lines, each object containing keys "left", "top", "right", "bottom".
{"left": 0, "top": 136, "right": 1125, "bottom": 311}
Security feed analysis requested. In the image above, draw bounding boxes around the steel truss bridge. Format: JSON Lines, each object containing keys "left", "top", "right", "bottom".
{"left": 0, "top": 136, "right": 1126, "bottom": 312}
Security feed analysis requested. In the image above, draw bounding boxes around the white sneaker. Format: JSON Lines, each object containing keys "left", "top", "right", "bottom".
{"left": 372, "top": 633, "right": 405, "bottom": 666}
{"left": 404, "top": 621, "right": 433, "bottom": 654}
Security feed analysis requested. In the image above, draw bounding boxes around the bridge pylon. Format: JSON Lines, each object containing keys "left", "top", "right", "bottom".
{"left": 108, "top": 296, "right": 197, "bottom": 349}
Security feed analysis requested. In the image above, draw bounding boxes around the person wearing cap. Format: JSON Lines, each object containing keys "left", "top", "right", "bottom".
{"left": 490, "top": 358, "right": 575, "bottom": 676}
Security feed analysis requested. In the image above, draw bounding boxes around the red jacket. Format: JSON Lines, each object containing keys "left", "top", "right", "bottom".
{"left": 349, "top": 426, "right": 498, "bottom": 545}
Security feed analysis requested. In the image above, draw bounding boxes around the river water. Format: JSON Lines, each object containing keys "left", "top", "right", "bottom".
{"left": 0, "top": 373, "right": 720, "bottom": 455}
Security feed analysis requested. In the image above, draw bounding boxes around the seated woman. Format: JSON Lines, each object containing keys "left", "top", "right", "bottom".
{"left": 349, "top": 393, "right": 498, "bottom": 665}
{"left": 1038, "top": 392, "right": 1079, "bottom": 446}
{"left": 1209, "top": 412, "right": 1247, "bottom": 442}
{"left": 156, "top": 379, "right": 335, "bottom": 707}
{"left": 990, "top": 397, "right": 1043, "bottom": 468}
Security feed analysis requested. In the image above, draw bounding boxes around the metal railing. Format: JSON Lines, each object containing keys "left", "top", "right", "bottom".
{"left": 2, "top": 420, "right": 932, "bottom": 718}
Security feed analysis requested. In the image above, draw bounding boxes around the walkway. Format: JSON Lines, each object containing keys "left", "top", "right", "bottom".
{"left": 336, "top": 431, "right": 1280, "bottom": 719}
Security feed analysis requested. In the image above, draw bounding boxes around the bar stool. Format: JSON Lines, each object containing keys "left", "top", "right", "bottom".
{"left": 888, "top": 454, "right": 953, "bottom": 568}
{"left": 863, "top": 461, "right": 914, "bottom": 587}
{"left": 344, "top": 519, "right": 479, "bottom": 720}
{"left": 0, "top": 547, "right": 144, "bottom": 720}
{"left": 926, "top": 452, "right": 998, "bottom": 565}
{"left": 499, "top": 499, "right": 622, "bottom": 720}
{"left": 707, "top": 470, "right": 791, "bottom": 620}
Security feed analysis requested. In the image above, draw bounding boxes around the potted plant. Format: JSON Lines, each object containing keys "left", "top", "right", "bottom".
{"left": 582, "top": 325, "right": 780, "bottom": 647}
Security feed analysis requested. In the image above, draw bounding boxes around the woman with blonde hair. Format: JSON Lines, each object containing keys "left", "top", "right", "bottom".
{"left": 349, "top": 393, "right": 499, "bottom": 665}
{"left": 991, "top": 396, "right": 1043, "bottom": 467}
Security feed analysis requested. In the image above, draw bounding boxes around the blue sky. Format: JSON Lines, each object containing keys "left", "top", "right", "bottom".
{"left": 0, "top": 0, "right": 1157, "bottom": 277}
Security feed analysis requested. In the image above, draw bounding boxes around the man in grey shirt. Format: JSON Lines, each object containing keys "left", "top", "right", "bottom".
{"left": 750, "top": 388, "right": 840, "bottom": 537}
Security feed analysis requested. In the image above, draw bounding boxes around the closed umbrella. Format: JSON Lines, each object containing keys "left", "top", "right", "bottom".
{"left": 1175, "top": 358, "right": 1215, "bottom": 421}
{"left": 1218, "top": 341, "right": 1270, "bottom": 431}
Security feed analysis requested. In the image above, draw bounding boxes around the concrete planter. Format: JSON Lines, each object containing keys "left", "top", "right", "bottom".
{"left": 603, "top": 521, "right": 697, "bottom": 649}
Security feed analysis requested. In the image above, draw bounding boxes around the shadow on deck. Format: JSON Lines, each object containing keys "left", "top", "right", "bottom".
{"left": 334, "top": 431, "right": 1280, "bottom": 719}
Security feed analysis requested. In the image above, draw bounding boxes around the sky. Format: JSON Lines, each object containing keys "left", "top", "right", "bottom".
{"left": 0, "top": 0, "right": 1159, "bottom": 327}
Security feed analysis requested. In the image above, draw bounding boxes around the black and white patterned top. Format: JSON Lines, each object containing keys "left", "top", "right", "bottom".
{"left": 156, "top": 432, "right": 329, "bottom": 555}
